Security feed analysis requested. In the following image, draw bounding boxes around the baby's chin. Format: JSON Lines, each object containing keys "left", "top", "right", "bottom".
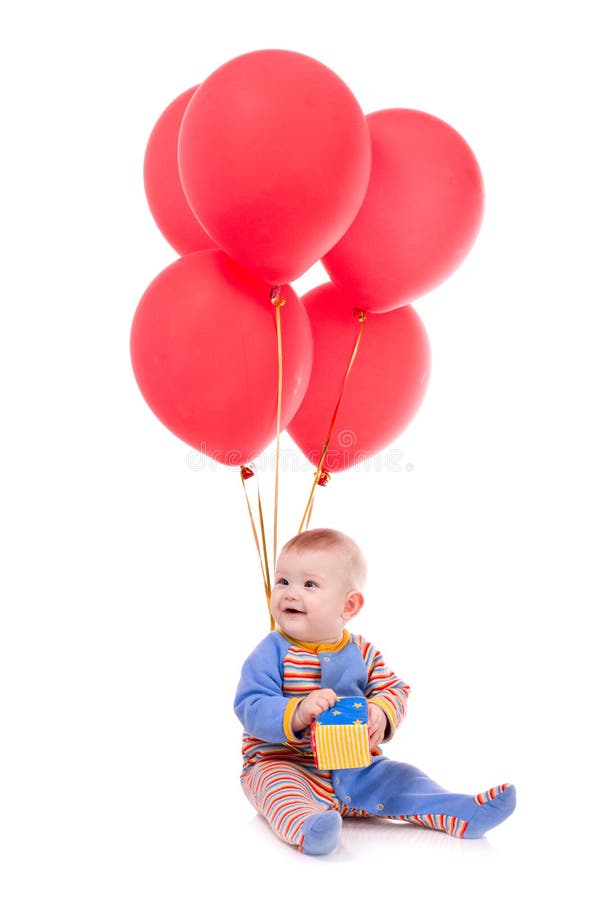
{"left": 275, "top": 615, "right": 343, "bottom": 643}
{"left": 275, "top": 610, "right": 308, "bottom": 633}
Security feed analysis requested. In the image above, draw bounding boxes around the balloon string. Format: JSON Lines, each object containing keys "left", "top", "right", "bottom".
{"left": 271, "top": 286, "right": 286, "bottom": 580}
{"left": 256, "top": 482, "right": 274, "bottom": 630}
{"left": 304, "top": 493, "right": 316, "bottom": 531}
{"left": 298, "top": 309, "right": 367, "bottom": 533}
{"left": 240, "top": 466, "right": 274, "bottom": 629}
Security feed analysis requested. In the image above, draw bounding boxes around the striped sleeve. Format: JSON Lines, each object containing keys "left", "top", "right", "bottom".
{"left": 354, "top": 635, "right": 410, "bottom": 741}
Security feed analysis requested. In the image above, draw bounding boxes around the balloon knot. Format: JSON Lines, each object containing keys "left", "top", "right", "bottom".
{"left": 353, "top": 308, "right": 367, "bottom": 322}
{"left": 270, "top": 285, "right": 286, "bottom": 308}
{"left": 316, "top": 469, "right": 331, "bottom": 487}
{"left": 240, "top": 465, "right": 255, "bottom": 481}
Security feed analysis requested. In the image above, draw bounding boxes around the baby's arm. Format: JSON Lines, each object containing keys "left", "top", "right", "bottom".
{"left": 234, "top": 636, "right": 337, "bottom": 743}
{"left": 234, "top": 636, "right": 296, "bottom": 742}
{"left": 357, "top": 635, "right": 411, "bottom": 743}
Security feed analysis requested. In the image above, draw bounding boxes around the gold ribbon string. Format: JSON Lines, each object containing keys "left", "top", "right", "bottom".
{"left": 240, "top": 465, "right": 274, "bottom": 629}
{"left": 256, "top": 480, "right": 274, "bottom": 630}
{"left": 298, "top": 309, "right": 367, "bottom": 534}
{"left": 271, "top": 286, "right": 286, "bottom": 580}
{"left": 304, "top": 493, "right": 316, "bottom": 532}
{"left": 238, "top": 286, "right": 286, "bottom": 632}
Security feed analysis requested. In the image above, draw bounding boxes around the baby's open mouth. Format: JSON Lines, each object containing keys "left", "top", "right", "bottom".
{"left": 284, "top": 608, "right": 305, "bottom": 615}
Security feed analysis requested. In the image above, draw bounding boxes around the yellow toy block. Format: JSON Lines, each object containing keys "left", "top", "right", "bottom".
{"left": 310, "top": 696, "right": 371, "bottom": 769}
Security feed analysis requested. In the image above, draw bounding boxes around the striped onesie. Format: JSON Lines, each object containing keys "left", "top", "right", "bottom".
{"left": 234, "top": 629, "right": 515, "bottom": 853}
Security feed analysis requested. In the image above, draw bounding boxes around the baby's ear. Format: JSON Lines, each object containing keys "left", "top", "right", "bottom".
{"left": 342, "top": 591, "right": 364, "bottom": 621}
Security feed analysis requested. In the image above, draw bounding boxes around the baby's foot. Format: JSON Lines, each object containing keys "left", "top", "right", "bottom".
{"left": 300, "top": 810, "right": 343, "bottom": 855}
{"left": 463, "top": 783, "right": 516, "bottom": 838}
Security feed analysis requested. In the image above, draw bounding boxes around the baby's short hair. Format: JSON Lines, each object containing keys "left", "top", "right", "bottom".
{"left": 279, "top": 528, "right": 367, "bottom": 591}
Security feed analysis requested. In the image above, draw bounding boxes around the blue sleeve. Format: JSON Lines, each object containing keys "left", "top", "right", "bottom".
{"left": 233, "top": 633, "right": 298, "bottom": 743}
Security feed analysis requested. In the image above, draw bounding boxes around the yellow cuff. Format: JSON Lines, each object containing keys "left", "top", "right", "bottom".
{"left": 368, "top": 697, "right": 397, "bottom": 741}
{"left": 283, "top": 697, "right": 304, "bottom": 742}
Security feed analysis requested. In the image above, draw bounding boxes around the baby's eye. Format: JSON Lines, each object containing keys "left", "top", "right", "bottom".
{"left": 277, "top": 577, "right": 289, "bottom": 586}
{"left": 304, "top": 580, "right": 317, "bottom": 589}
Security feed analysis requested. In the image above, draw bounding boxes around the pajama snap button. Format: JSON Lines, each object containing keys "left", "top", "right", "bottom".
{"left": 323, "top": 656, "right": 330, "bottom": 662}
{"left": 335, "top": 778, "right": 341, "bottom": 785}
{"left": 376, "top": 803, "right": 384, "bottom": 811}
{"left": 344, "top": 795, "right": 352, "bottom": 802}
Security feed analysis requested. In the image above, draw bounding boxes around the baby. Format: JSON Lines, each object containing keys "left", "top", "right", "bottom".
{"left": 234, "top": 528, "right": 516, "bottom": 855}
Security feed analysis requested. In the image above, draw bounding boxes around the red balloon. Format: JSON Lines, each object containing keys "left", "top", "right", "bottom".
{"left": 130, "top": 250, "right": 313, "bottom": 465}
{"left": 286, "top": 283, "right": 430, "bottom": 472}
{"left": 322, "top": 109, "right": 484, "bottom": 312}
{"left": 178, "top": 50, "right": 371, "bottom": 285}
{"left": 143, "top": 86, "right": 215, "bottom": 255}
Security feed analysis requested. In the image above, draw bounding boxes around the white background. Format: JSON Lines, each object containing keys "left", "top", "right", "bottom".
{"left": 2, "top": 1, "right": 598, "bottom": 896}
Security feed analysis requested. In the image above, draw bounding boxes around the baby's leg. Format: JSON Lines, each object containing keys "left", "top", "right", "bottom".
{"left": 242, "top": 760, "right": 342, "bottom": 855}
{"left": 345, "top": 759, "right": 516, "bottom": 838}
{"left": 397, "top": 781, "right": 516, "bottom": 838}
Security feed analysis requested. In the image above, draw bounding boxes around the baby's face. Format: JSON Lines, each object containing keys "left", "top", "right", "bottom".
{"left": 270, "top": 547, "right": 357, "bottom": 643}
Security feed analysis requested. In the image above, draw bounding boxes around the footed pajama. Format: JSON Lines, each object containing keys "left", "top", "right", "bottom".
{"left": 234, "top": 629, "right": 515, "bottom": 853}
{"left": 242, "top": 757, "right": 515, "bottom": 852}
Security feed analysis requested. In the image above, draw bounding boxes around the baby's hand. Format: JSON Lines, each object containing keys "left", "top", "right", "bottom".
{"left": 367, "top": 702, "right": 387, "bottom": 751}
{"left": 292, "top": 689, "right": 337, "bottom": 733}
